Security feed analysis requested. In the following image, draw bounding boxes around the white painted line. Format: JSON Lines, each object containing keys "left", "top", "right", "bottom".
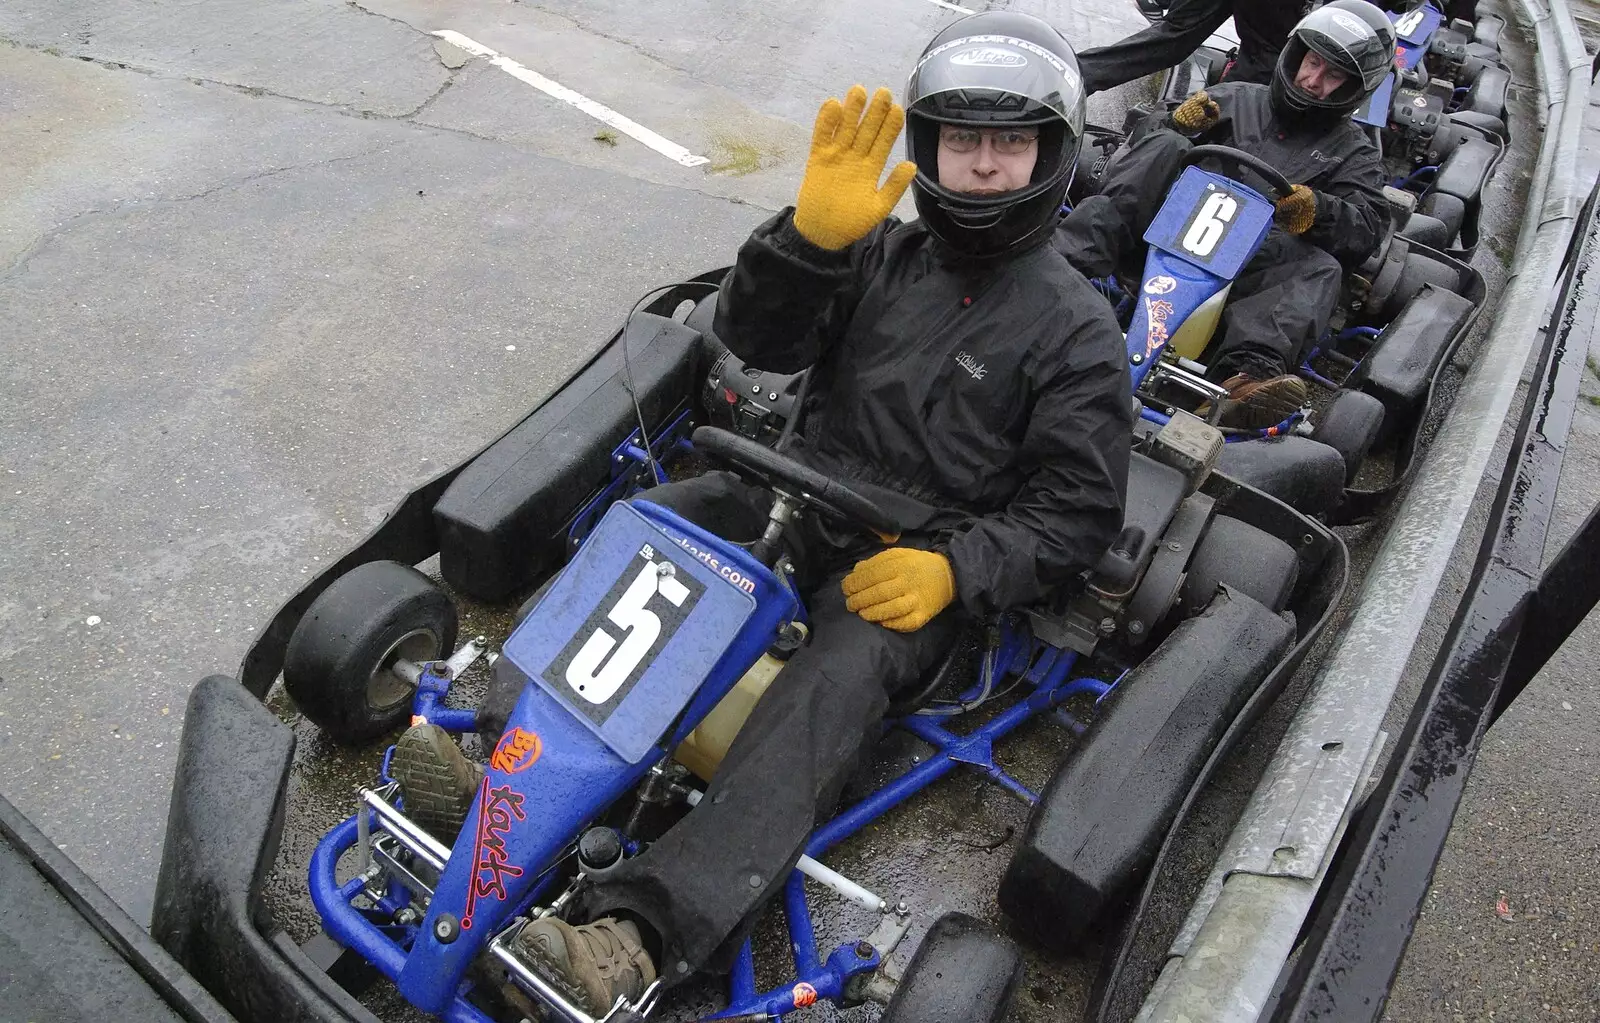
{"left": 432, "top": 29, "right": 710, "bottom": 168}
{"left": 915, "top": 0, "right": 971, "bottom": 12}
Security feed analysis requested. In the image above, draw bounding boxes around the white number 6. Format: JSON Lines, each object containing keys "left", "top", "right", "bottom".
{"left": 566, "top": 563, "right": 689, "bottom": 704}
{"left": 1182, "top": 191, "right": 1239, "bottom": 259}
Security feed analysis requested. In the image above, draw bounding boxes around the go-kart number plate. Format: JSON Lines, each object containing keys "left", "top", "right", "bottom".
{"left": 1144, "top": 166, "right": 1276, "bottom": 280}
{"left": 1390, "top": 3, "right": 1441, "bottom": 44}
{"left": 548, "top": 554, "right": 706, "bottom": 720}
{"left": 504, "top": 503, "right": 757, "bottom": 763}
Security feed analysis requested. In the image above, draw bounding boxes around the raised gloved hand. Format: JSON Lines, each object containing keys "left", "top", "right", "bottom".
{"left": 792, "top": 84, "right": 919, "bottom": 251}
{"left": 841, "top": 547, "right": 955, "bottom": 632}
{"left": 1274, "top": 184, "right": 1317, "bottom": 235}
{"left": 1170, "top": 90, "right": 1221, "bottom": 134}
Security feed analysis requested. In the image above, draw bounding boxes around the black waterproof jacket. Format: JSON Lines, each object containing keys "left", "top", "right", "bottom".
{"left": 1062, "top": 81, "right": 1386, "bottom": 276}
{"left": 1078, "top": 0, "right": 1315, "bottom": 95}
{"left": 713, "top": 211, "right": 1132, "bottom": 618}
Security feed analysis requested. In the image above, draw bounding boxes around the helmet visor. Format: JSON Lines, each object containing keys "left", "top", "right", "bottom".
{"left": 906, "top": 33, "right": 1086, "bottom": 138}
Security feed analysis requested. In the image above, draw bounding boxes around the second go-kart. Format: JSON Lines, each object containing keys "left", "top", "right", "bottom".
{"left": 1077, "top": 139, "right": 1484, "bottom": 525}
{"left": 1107, "top": 1, "right": 1503, "bottom": 522}
{"left": 151, "top": 246, "right": 1349, "bottom": 1022}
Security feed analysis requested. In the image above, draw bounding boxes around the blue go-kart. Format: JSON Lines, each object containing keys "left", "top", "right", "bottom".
{"left": 1114, "top": 6, "right": 1501, "bottom": 524}
{"left": 1071, "top": 130, "right": 1486, "bottom": 524}
{"left": 151, "top": 160, "right": 1357, "bottom": 1022}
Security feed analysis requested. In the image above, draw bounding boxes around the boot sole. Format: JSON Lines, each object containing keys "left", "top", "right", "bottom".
{"left": 391, "top": 728, "right": 479, "bottom": 842}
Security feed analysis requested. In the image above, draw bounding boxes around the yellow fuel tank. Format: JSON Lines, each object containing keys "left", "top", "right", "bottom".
{"left": 673, "top": 624, "right": 806, "bottom": 781}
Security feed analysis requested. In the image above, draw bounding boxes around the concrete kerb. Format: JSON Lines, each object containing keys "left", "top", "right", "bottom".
{"left": 1133, "top": 2, "right": 1594, "bottom": 1020}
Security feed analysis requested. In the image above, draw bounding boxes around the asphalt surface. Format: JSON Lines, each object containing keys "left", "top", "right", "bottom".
{"left": 1383, "top": 4, "right": 1600, "bottom": 1018}
{"left": 1, "top": 0, "right": 1596, "bottom": 1020}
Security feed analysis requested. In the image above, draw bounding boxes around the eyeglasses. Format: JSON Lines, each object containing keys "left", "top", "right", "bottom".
{"left": 939, "top": 127, "right": 1039, "bottom": 155}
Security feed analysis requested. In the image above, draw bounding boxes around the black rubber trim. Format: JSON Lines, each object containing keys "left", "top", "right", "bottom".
{"left": 0, "top": 792, "right": 238, "bottom": 1023}
{"left": 151, "top": 676, "right": 382, "bottom": 1023}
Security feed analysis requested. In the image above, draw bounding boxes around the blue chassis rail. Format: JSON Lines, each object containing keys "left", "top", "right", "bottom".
{"left": 306, "top": 418, "right": 1120, "bottom": 1022}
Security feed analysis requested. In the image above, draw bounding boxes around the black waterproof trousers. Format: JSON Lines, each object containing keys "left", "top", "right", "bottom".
{"left": 585, "top": 472, "right": 962, "bottom": 978}
{"left": 1056, "top": 129, "right": 1343, "bottom": 381}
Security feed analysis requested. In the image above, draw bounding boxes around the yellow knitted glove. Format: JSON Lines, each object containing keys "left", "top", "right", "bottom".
{"left": 792, "top": 84, "right": 919, "bottom": 251}
{"left": 1171, "top": 90, "right": 1222, "bottom": 133}
{"left": 841, "top": 548, "right": 956, "bottom": 632}
{"left": 1275, "top": 184, "right": 1317, "bottom": 235}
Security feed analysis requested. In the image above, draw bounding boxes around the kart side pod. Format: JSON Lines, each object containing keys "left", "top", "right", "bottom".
{"left": 998, "top": 586, "right": 1294, "bottom": 950}
{"left": 1353, "top": 283, "right": 1478, "bottom": 439}
{"left": 433, "top": 312, "right": 704, "bottom": 603}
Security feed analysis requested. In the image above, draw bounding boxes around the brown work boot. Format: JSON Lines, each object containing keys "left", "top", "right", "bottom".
{"left": 390, "top": 723, "right": 481, "bottom": 842}
{"left": 1209, "top": 372, "right": 1308, "bottom": 430}
{"left": 513, "top": 916, "right": 657, "bottom": 1015}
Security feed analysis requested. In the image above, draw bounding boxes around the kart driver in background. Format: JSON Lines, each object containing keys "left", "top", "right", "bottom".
{"left": 1077, "top": 0, "right": 1318, "bottom": 95}
{"left": 1057, "top": 0, "right": 1395, "bottom": 428}
{"left": 390, "top": 11, "right": 1132, "bottom": 1015}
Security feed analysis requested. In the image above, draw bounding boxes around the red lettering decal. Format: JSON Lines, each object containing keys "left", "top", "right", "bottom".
{"left": 1144, "top": 298, "right": 1176, "bottom": 358}
{"left": 460, "top": 782, "right": 528, "bottom": 929}
{"left": 490, "top": 727, "right": 542, "bottom": 774}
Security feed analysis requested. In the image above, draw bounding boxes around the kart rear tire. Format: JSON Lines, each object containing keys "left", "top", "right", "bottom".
{"left": 1311, "top": 390, "right": 1387, "bottom": 485}
{"left": 879, "top": 913, "right": 1022, "bottom": 1023}
{"left": 284, "top": 561, "right": 457, "bottom": 746}
{"left": 1178, "top": 515, "right": 1298, "bottom": 617}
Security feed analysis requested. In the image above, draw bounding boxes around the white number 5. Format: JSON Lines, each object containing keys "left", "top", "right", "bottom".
{"left": 566, "top": 563, "right": 689, "bottom": 704}
{"left": 1182, "top": 191, "right": 1239, "bottom": 259}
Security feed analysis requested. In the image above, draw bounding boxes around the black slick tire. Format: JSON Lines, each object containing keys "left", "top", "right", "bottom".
{"left": 283, "top": 561, "right": 457, "bottom": 746}
{"left": 1311, "top": 389, "right": 1387, "bottom": 485}
{"left": 879, "top": 912, "right": 1023, "bottom": 1023}
{"left": 1178, "top": 515, "right": 1298, "bottom": 617}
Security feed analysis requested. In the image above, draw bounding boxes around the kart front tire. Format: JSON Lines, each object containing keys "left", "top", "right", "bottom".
{"left": 879, "top": 912, "right": 1022, "bottom": 1023}
{"left": 284, "top": 561, "right": 457, "bottom": 746}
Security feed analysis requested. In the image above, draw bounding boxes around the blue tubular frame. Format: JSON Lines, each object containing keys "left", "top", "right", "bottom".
{"left": 1139, "top": 404, "right": 1307, "bottom": 442}
{"left": 706, "top": 636, "right": 1117, "bottom": 1021}
{"left": 566, "top": 408, "right": 697, "bottom": 555}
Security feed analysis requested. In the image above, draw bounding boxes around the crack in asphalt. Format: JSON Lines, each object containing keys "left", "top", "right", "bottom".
{"left": 405, "top": 65, "right": 462, "bottom": 120}
{"left": 1, "top": 36, "right": 446, "bottom": 120}
{"left": 1, "top": 149, "right": 387, "bottom": 283}
{"left": 518, "top": 1, "right": 705, "bottom": 83}
{"left": 0, "top": 30, "right": 777, "bottom": 275}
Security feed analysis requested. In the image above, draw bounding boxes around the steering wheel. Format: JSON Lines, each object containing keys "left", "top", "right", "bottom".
{"left": 690, "top": 426, "right": 900, "bottom": 537}
{"left": 1181, "top": 145, "right": 1295, "bottom": 201}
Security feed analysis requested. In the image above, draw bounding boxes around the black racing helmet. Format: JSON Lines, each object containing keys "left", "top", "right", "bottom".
{"left": 1270, "top": 0, "right": 1398, "bottom": 121}
{"left": 904, "top": 12, "right": 1086, "bottom": 260}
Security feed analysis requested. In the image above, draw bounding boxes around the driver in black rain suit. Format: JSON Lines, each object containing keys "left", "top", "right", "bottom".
{"left": 1058, "top": 0, "right": 1396, "bottom": 428}
{"left": 390, "top": 11, "right": 1131, "bottom": 1015}
{"left": 1078, "top": 0, "right": 1318, "bottom": 95}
